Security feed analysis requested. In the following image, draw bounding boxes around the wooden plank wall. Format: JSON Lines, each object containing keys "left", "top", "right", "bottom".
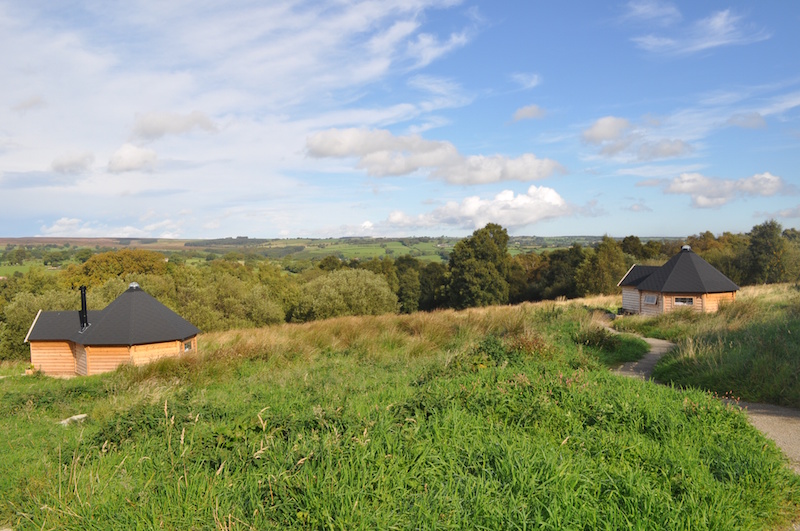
{"left": 639, "top": 291, "right": 663, "bottom": 317}
{"left": 621, "top": 287, "right": 640, "bottom": 313}
{"left": 75, "top": 344, "right": 88, "bottom": 376}
{"left": 703, "top": 292, "right": 736, "bottom": 312}
{"left": 30, "top": 341, "right": 75, "bottom": 376}
{"left": 130, "top": 340, "right": 182, "bottom": 366}
{"left": 85, "top": 346, "right": 131, "bottom": 375}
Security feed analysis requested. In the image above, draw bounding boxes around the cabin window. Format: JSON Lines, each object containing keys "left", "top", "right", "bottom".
{"left": 184, "top": 341, "right": 193, "bottom": 352}
{"left": 643, "top": 294, "right": 658, "bottom": 305}
{"left": 674, "top": 297, "right": 694, "bottom": 306}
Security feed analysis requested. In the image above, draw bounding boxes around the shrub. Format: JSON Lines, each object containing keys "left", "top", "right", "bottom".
{"left": 291, "top": 269, "right": 398, "bottom": 322}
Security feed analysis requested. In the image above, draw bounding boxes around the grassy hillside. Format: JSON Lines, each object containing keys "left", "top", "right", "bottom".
{"left": 613, "top": 284, "right": 800, "bottom": 408}
{"left": 1, "top": 300, "right": 798, "bottom": 529}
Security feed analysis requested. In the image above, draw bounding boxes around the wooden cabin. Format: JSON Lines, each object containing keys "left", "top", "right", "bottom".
{"left": 25, "top": 282, "right": 199, "bottom": 376}
{"left": 617, "top": 246, "right": 739, "bottom": 316}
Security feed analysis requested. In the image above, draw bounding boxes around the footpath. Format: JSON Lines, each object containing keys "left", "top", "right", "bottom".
{"left": 612, "top": 333, "right": 800, "bottom": 475}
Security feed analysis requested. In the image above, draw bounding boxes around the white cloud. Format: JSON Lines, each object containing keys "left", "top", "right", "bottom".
{"left": 637, "top": 139, "right": 692, "bottom": 160}
{"left": 511, "top": 73, "right": 541, "bottom": 90}
{"left": 132, "top": 110, "right": 218, "bottom": 140}
{"left": 108, "top": 144, "right": 158, "bottom": 173}
{"left": 632, "top": 9, "right": 770, "bottom": 55}
{"left": 38, "top": 217, "right": 149, "bottom": 238}
{"left": 307, "top": 128, "right": 564, "bottom": 184}
{"left": 627, "top": 202, "right": 653, "bottom": 213}
{"left": 12, "top": 95, "right": 47, "bottom": 113}
{"left": 726, "top": 112, "right": 767, "bottom": 129}
{"left": 51, "top": 152, "right": 95, "bottom": 174}
{"left": 386, "top": 185, "right": 572, "bottom": 230}
{"left": 583, "top": 116, "right": 694, "bottom": 161}
{"left": 513, "top": 104, "right": 545, "bottom": 121}
{"left": 773, "top": 205, "right": 800, "bottom": 218}
{"left": 408, "top": 29, "right": 471, "bottom": 68}
{"left": 623, "top": 1, "right": 681, "bottom": 25}
{"left": 648, "top": 171, "right": 788, "bottom": 208}
{"left": 582, "top": 116, "right": 631, "bottom": 144}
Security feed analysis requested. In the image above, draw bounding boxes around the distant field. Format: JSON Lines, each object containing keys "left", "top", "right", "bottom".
{"left": 0, "top": 263, "right": 62, "bottom": 277}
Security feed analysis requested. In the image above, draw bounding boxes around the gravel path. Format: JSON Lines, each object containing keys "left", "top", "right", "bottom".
{"left": 612, "top": 332, "right": 800, "bottom": 475}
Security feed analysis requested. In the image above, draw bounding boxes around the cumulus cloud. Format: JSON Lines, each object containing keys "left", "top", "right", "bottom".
{"left": 51, "top": 152, "right": 95, "bottom": 174}
{"left": 108, "top": 144, "right": 158, "bottom": 173}
{"left": 307, "top": 128, "right": 564, "bottom": 184}
{"left": 583, "top": 116, "right": 693, "bottom": 161}
{"left": 132, "top": 110, "right": 217, "bottom": 140}
{"left": 513, "top": 104, "right": 545, "bottom": 121}
{"left": 583, "top": 116, "right": 631, "bottom": 144}
{"left": 645, "top": 171, "right": 788, "bottom": 208}
{"left": 632, "top": 9, "right": 770, "bottom": 55}
{"left": 386, "top": 185, "right": 572, "bottom": 230}
{"left": 726, "top": 112, "right": 767, "bottom": 129}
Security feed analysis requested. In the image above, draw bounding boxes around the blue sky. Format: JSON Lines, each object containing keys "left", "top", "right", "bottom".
{"left": 1, "top": 1, "right": 799, "bottom": 239}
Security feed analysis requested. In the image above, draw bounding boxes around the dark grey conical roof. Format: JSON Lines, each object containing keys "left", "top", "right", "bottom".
{"left": 634, "top": 247, "right": 739, "bottom": 294}
{"left": 27, "top": 283, "right": 199, "bottom": 346}
{"left": 77, "top": 284, "right": 200, "bottom": 346}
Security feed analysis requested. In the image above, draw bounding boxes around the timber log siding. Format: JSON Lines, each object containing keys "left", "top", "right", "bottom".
{"left": 30, "top": 341, "right": 75, "bottom": 376}
{"left": 29, "top": 337, "right": 198, "bottom": 376}
{"left": 620, "top": 287, "right": 736, "bottom": 316}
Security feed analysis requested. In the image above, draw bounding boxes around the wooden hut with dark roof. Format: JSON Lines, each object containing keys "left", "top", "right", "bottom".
{"left": 25, "top": 283, "right": 200, "bottom": 376}
{"left": 617, "top": 246, "right": 739, "bottom": 316}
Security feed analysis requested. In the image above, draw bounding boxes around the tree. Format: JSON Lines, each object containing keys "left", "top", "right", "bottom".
{"left": 1, "top": 289, "right": 77, "bottom": 360}
{"left": 575, "top": 236, "right": 629, "bottom": 295}
{"left": 291, "top": 269, "right": 398, "bottom": 322}
{"left": 397, "top": 268, "right": 421, "bottom": 313}
{"left": 529, "top": 244, "right": 586, "bottom": 300}
{"left": 61, "top": 249, "right": 168, "bottom": 288}
{"left": 395, "top": 256, "right": 422, "bottom": 313}
{"left": 74, "top": 248, "right": 94, "bottom": 263}
{"left": 446, "top": 223, "right": 511, "bottom": 310}
{"left": 419, "top": 262, "right": 447, "bottom": 311}
{"left": 620, "top": 235, "right": 644, "bottom": 258}
{"left": 747, "top": 220, "right": 787, "bottom": 284}
{"left": 357, "top": 257, "right": 399, "bottom": 293}
{"left": 318, "top": 255, "right": 344, "bottom": 271}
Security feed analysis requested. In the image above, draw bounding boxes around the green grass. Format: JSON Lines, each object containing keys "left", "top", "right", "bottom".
{"left": 0, "top": 263, "right": 34, "bottom": 276}
{"left": 1, "top": 302, "right": 798, "bottom": 529}
{"left": 612, "top": 284, "right": 800, "bottom": 408}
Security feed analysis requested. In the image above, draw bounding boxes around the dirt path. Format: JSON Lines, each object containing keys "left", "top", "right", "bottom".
{"left": 611, "top": 332, "right": 800, "bottom": 475}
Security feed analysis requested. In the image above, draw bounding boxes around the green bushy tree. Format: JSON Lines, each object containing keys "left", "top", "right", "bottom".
{"left": 747, "top": 220, "right": 787, "bottom": 284}
{"left": 576, "top": 236, "right": 629, "bottom": 296}
{"left": 291, "top": 269, "right": 398, "bottom": 322}
{"left": 446, "top": 224, "right": 511, "bottom": 310}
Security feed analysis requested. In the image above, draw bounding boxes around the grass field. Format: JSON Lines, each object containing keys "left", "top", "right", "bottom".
{"left": 1, "top": 300, "right": 798, "bottom": 529}
{"left": 612, "top": 284, "right": 800, "bottom": 408}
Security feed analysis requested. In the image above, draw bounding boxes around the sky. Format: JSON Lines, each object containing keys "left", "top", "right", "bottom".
{"left": 1, "top": 1, "right": 799, "bottom": 239}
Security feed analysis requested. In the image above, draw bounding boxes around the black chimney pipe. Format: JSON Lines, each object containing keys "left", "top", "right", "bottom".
{"left": 79, "top": 285, "right": 89, "bottom": 331}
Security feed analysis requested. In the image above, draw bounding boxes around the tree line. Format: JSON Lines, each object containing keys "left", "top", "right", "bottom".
{"left": 1, "top": 220, "right": 798, "bottom": 360}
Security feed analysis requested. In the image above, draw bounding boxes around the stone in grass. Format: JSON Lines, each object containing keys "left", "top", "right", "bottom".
{"left": 59, "top": 414, "right": 88, "bottom": 426}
